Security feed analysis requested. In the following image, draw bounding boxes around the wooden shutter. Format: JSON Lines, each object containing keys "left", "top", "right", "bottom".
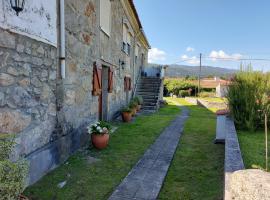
{"left": 124, "top": 76, "right": 132, "bottom": 91}
{"left": 108, "top": 67, "right": 114, "bottom": 93}
{"left": 92, "top": 63, "right": 102, "bottom": 96}
{"left": 124, "top": 76, "right": 128, "bottom": 91}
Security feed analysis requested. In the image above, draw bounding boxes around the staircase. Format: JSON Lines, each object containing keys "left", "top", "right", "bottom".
{"left": 136, "top": 77, "right": 161, "bottom": 112}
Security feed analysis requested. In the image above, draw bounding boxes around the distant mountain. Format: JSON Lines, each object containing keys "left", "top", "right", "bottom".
{"left": 148, "top": 64, "right": 237, "bottom": 78}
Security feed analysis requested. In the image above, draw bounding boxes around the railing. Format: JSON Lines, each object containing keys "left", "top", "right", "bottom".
{"left": 132, "top": 66, "right": 143, "bottom": 98}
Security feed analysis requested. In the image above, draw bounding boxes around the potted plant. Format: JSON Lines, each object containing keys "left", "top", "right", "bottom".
{"left": 121, "top": 107, "right": 133, "bottom": 122}
{"left": 129, "top": 100, "right": 138, "bottom": 116}
{"left": 87, "top": 121, "right": 111, "bottom": 149}
{"left": 134, "top": 96, "right": 143, "bottom": 111}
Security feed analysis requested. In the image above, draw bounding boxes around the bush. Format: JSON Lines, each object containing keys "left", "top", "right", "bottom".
{"left": 0, "top": 135, "right": 28, "bottom": 199}
{"left": 178, "top": 90, "right": 189, "bottom": 97}
{"left": 164, "top": 78, "right": 198, "bottom": 96}
{"left": 227, "top": 69, "right": 269, "bottom": 130}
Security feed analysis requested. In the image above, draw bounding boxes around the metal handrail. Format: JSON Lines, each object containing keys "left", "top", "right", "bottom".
{"left": 132, "top": 66, "right": 143, "bottom": 98}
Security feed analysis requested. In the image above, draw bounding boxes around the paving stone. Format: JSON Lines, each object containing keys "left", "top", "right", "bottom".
{"left": 109, "top": 105, "right": 189, "bottom": 200}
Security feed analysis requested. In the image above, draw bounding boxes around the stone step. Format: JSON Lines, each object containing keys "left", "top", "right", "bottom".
{"left": 137, "top": 84, "right": 160, "bottom": 87}
{"left": 137, "top": 89, "right": 160, "bottom": 93}
{"left": 142, "top": 105, "right": 157, "bottom": 110}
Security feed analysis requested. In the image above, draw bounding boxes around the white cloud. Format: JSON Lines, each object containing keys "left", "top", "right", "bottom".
{"left": 186, "top": 47, "right": 195, "bottom": 52}
{"left": 180, "top": 54, "right": 199, "bottom": 65}
{"left": 148, "top": 48, "right": 166, "bottom": 63}
{"left": 209, "top": 50, "right": 242, "bottom": 61}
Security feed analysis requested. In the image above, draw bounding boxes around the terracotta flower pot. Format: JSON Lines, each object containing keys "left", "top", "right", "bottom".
{"left": 136, "top": 104, "right": 141, "bottom": 111}
{"left": 91, "top": 133, "right": 109, "bottom": 149}
{"left": 122, "top": 111, "right": 132, "bottom": 122}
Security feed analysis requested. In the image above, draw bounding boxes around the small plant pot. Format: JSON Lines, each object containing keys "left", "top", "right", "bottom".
{"left": 91, "top": 133, "right": 109, "bottom": 149}
{"left": 122, "top": 112, "right": 132, "bottom": 122}
{"left": 136, "top": 104, "right": 142, "bottom": 111}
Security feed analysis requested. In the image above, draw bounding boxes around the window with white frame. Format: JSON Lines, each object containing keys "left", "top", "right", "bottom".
{"left": 100, "top": 0, "right": 111, "bottom": 36}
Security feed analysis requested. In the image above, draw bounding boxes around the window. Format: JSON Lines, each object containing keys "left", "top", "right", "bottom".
{"left": 127, "top": 33, "right": 131, "bottom": 55}
{"left": 122, "top": 24, "right": 132, "bottom": 55}
{"left": 135, "top": 44, "right": 139, "bottom": 64}
{"left": 100, "top": 0, "right": 111, "bottom": 36}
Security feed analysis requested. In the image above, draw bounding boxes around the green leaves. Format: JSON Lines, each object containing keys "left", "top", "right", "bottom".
{"left": 0, "top": 137, "right": 28, "bottom": 199}
{"left": 227, "top": 70, "right": 270, "bottom": 130}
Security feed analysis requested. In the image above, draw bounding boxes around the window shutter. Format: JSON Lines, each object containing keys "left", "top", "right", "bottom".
{"left": 124, "top": 76, "right": 127, "bottom": 91}
{"left": 108, "top": 67, "right": 114, "bottom": 93}
{"left": 92, "top": 63, "right": 102, "bottom": 96}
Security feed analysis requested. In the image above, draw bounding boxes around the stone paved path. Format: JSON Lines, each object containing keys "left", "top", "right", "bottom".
{"left": 109, "top": 105, "right": 189, "bottom": 200}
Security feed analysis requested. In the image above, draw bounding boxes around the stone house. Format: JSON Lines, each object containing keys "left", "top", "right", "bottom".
{"left": 0, "top": 0, "right": 150, "bottom": 185}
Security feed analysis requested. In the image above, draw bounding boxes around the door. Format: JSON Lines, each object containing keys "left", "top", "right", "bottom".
{"left": 101, "top": 67, "right": 109, "bottom": 121}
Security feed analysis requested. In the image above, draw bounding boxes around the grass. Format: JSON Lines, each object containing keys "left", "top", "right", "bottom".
{"left": 199, "top": 97, "right": 227, "bottom": 103}
{"left": 159, "top": 98, "right": 224, "bottom": 200}
{"left": 238, "top": 130, "right": 270, "bottom": 171}
{"left": 24, "top": 103, "right": 181, "bottom": 200}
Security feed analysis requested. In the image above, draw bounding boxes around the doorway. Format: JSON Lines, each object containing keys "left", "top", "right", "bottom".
{"left": 98, "top": 66, "right": 109, "bottom": 121}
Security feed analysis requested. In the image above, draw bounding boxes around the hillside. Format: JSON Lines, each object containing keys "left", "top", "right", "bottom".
{"left": 148, "top": 64, "right": 237, "bottom": 78}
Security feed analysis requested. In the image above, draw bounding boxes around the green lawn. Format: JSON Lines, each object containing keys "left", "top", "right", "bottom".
{"left": 199, "top": 97, "right": 227, "bottom": 103}
{"left": 24, "top": 103, "right": 181, "bottom": 200}
{"left": 238, "top": 130, "right": 270, "bottom": 171}
{"left": 159, "top": 98, "right": 224, "bottom": 200}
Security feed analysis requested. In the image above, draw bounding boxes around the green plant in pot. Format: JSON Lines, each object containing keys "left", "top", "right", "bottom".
{"left": 87, "top": 121, "right": 111, "bottom": 149}
{"left": 133, "top": 96, "right": 143, "bottom": 111}
{"left": 121, "top": 107, "right": 132, "bottom": 122}
{"left": 129, "top": 100, "right": 138, "bottom": 116}
{"left": 0, "top": 135, "right": 29, "bottom": 200}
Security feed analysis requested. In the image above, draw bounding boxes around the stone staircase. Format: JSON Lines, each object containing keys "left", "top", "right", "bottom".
{"left": 136, "top": 77, "right": 161, "bottom": 112}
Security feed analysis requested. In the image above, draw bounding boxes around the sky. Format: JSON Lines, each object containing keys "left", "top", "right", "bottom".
{"left": 134, "top": 0, "right": 270, "bottom": 71}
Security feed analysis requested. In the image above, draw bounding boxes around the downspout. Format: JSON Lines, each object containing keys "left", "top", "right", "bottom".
{"left": 60, "top": 0, "right": 66, "bottom": 79}
{"left": 132, "top": 29, "right": 142, "bottom": 97}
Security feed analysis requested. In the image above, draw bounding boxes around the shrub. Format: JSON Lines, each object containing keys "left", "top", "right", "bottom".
{"left": 0, "top": 135, "right": 28, "bottom": 199}
{"left": 164, "top": 78, "right": 198, "bottom": 96}
{"left": 227, "top": 69, "right": 268, "bottom": 130}
{"left": 178, "top": 90, "right": 189, "bottom": 97}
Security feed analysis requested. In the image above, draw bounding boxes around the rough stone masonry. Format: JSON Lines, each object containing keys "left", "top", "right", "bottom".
{"left": 0, "top": 0, "right": 149, "bottom": 185}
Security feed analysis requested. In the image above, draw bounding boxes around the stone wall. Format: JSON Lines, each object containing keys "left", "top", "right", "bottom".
{"left": 0, "top": 0, "right": 149, "bottom": 185}
{"left": 62, "top": 0, "right": 99, "bottom": 130}
{"left": 0, "top": 29, "right": 57, "bottom": 161}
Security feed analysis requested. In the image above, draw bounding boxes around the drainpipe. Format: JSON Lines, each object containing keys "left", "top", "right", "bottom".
{"left": 132, "top": 28, "right": 142, "bottom": 97}
{"left": 60, "top": 0, "right": 66, "bottom": 79}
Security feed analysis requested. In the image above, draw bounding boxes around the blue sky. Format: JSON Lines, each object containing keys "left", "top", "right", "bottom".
{"left": 134, "top": 0, "right": 270, "bottom": 70}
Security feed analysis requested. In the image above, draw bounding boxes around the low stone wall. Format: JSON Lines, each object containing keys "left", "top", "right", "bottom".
{"left": 228, "top": 169, "right": 270, "bottom": 200}
{"left": 197, "top": 99, "right": 227, "bottom": 110}
{"left": 224, "top": 117, "right": 245, "bottom": 200}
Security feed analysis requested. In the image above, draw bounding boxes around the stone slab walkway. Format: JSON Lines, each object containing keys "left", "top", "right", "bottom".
{"left": 109, "top": 106, "right": 189, "bottom": 200}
